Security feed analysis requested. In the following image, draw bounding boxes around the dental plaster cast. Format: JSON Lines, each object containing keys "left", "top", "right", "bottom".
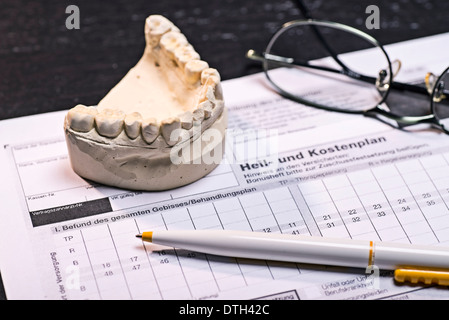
{"left": 64, "top": 15, "right": 227, "bottom": 190}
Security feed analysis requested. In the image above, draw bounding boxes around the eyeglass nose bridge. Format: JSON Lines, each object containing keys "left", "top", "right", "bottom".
{"left": 433, "top": 81, "right": 447, "bottom": 103}
{"left": 376, "top": 70, "right": 389, "bottom": 92}
{"left": 425, "top": 72, "right": 447, "bottom": 104}
{"left": 376, "top": 59, "right": 401, "bottom": 92}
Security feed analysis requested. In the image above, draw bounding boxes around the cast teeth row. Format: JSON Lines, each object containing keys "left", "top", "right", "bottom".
{"left": 65, "top": 69, "right": 222, "bottom": 146}
{"left": 145, "top": 15, "right": 210, "bottom": 85}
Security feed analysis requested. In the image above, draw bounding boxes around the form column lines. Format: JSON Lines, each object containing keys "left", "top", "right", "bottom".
{"left": 79, "top": 229, "right": 101, "bottom": 299}
{"left": 186, "top": 207, "right": 196, "bottom": 230}
{"left": 296, "top": 185, "right": 322, "bottom": 236}
{"left": 322, "top": 180, "right": 352, "bottom": 238}
{"left": 211, "top": 202, "right": 247, "bottom": 287}
{"left": 346, "top": 176, "right": 381, "bottom": 240}
{"left": 369, "top": 168, "right": 410, "bottom": 243}
{"left": 203, "top": 254, "right": 221, "bottom": 292}
{"left": 261, "top": 192, "right": 282, "bottom": 233}
{"left": 160, "top": 214, "right": 194, "bottom": 298}
{"left": 236, "top": 197, "right": 254, "bottom": 231}
{"left": 282, "top": 187, "right": 306, "bottom": 274}
{"left": 185, "top": 207, "right": 222, "bottom": 292}
{"left": 393, "top": 164, "right": 439, "bottom": 242}
{"left": 106, "top": 224, "right": 132, "bottom": 299}
{"left": 236, "top": 197, "right": 275, "bottom": 281}
{"left": 133, "top": 219, "right": 163, "bottom": 299}
{"left": 288, "top": 187, "right": 313, "bottom": 237}
{"left": 418, "top": 158, "right": 449, "bottom": 211}
{"left": 260, "top": 191, "right": 286, "bottom": 279}
{"left": 211, "top": 202, "right": 225, "bottom": 230}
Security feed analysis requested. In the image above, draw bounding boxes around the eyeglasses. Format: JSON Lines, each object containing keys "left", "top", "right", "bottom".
{"left": 246, "top": 1, "right": 449, "bottom": 134}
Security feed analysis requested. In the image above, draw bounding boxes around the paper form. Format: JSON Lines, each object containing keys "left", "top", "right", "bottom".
{"left": 1, "top": 33, "right": 449, "bottom": 300}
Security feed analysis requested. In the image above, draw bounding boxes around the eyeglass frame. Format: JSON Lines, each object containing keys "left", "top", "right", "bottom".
{"left": 246, "top": 17, "right": 449, "bottom": 134}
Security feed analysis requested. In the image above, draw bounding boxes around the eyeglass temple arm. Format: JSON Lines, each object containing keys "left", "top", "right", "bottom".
{"left": 366, "top": 107, "right": 436, "bottom": 126}
{"left": 247, "top": 50, "right": 360, "bottom": 75}
{"left": 248, "top": 49, "right": 381, "bottom": 86}
{"left": 247, "top": 49, "right": 430, "bottom": 96}
{"left": 293, "top": 0, "right": 351, "bottom": 72}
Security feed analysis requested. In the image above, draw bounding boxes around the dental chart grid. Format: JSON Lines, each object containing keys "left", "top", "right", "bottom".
{"left": 9, "top": 130, "right": 449, "bottom": 299}
{"left": 44, "top": 153, "right": 449, "bottom": 300}
{"left": 2, "top": 33, "right": 449, "bottom": 300}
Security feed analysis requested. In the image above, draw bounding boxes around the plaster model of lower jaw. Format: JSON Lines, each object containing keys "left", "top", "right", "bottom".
{"left": 64, "top": 15, "right": 227, "bottom": 191}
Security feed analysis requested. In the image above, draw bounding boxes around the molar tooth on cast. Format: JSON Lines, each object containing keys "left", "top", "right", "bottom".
{"left": 160, "top": 31, "right": 189, "bottom": 60}
{"left": 175, "top": 45, "right": 200, "bottom": 70}
{"left": 66, "top": 104, "right": 97, "bottom": 132}
{"left": 95, "top": 109, "right": 125, "bottom": 138}
{"left": 145, "top": 15, "right": 174, "bottom": 47}
{"left": 185, "top": 60, "right": 209, "bottom": 85}
{"left": 141, "top": 118, "right": 160, "bottom": 144}
{"left": 124, "top": 112, "right": 142, "bottom": 140}
{"left": 161, "top": 117, "right": 182, "bottom": 146}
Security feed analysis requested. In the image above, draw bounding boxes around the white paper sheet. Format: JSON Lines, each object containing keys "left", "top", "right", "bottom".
{"left": 1, "top": 33, "right": 449, "bottom": 300}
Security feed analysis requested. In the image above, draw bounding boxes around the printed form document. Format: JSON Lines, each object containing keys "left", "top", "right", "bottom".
{"left": 2, "top": 33, "right": 449, "bottom": 300}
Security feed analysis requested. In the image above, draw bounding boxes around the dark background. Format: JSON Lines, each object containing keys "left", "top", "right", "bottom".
{"left": 1, "top": 0, "right": 448, "bottom": 299}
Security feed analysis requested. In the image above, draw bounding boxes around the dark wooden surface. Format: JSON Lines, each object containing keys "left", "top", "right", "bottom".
{"left": 1, "top": 0, "right": 448, "bottom": 299}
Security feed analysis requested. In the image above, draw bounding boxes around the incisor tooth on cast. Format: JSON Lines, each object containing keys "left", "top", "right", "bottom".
{"left": 160, "top": 31, "right": 188, "bottom": 60}
{"left": 193, "top": 108, "right": 205, "bottom": 124}
{"left": 95, "top": 109, "right": 125, "bottom": 138}
{"left": 145, "top": 15, "right": 174, "bottom": 47}
{"left": 67, "top": 104, "right": 98, "bottom": 132}
{"left": 161, "top": 117, "right": 181, "bottom": 146}
{"left": 175, "top": 45, "right": 200, "bottom": 70}
{"left": 141, "top": 118, "right": 159, "bottom": 144}
{"left": 185, "top": 60, "right": 209, "bottom": 85}
{"left": 198, "top": 100, "right": 213, "bottom": 119}
{"left": 179, "top": 111, "right": 193, "bottom": 130}
{"left": 124, "top": 112, "right": 142, "bottom": 139}
{"left": 198, "top": 75, "right": 222, "bottom": 103}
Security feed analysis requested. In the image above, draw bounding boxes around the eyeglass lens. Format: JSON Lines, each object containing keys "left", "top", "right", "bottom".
{"left": 264, "top": 21, "right": 393, "bottom": 112}
{"left": 432, "top": 68, "right": 449, "bottom": 129}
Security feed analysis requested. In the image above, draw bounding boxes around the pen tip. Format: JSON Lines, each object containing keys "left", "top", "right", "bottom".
{"left": 136, "top": 231, "right": 153, "bottom": 242}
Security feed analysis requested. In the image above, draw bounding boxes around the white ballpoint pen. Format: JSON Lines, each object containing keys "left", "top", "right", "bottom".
{"left": 137, "top": 229, "right": 449, "bottom": 286}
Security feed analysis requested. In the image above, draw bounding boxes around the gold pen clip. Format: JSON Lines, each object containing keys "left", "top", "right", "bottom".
{"left": 394, "top": 268, "right": 449, "bottom": 286}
